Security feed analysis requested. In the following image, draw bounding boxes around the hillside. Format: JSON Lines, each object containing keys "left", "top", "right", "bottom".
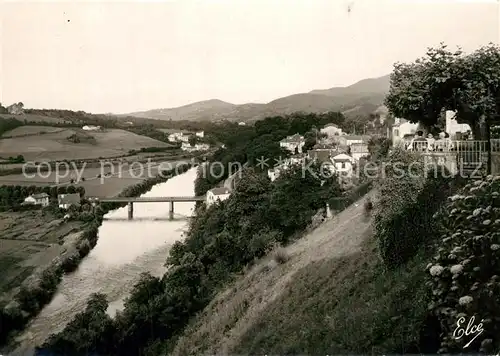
{"left": 0, "top": 127, "right": 171, "bottom": 161}
{"left": 124, "top": 75, "right": 390, "bottom": 123}
{"left": 170, "top": 189, "right": 430, "bottom": 354}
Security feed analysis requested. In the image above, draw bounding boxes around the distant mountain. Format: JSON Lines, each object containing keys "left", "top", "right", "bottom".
{"left": 309, "top": 74, "right": 390, "bottom": 97}
{"left": 124, "top": 74, "right": 391, "bottom": 123}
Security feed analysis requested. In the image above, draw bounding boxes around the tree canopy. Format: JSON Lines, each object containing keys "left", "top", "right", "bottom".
{"left": 385, "top": 43, "right": 500, "bottom": 138}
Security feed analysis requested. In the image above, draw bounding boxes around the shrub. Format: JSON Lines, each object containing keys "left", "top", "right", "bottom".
{"left": 373, "top": 148, "right": 455, "bottom": 269}
{"left": 426, "top": 175, "right": 500, "bottom": 353}
{"left": 272, "top": 247, "right": 289, "bottom": 264}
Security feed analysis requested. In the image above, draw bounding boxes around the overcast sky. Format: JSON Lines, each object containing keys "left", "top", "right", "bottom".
{"left": 1, "top": 0, "right": 499, "bottom": 114}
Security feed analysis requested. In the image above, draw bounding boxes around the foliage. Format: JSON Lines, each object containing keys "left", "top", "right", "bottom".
{"left": 0, "top": 155, "right": 25, "bottom": 164}
{"left": 268, "top": 162, "right": 341, "bottom": 238}
{"left": 0, "top": 165, "right": 192, "bottom": 348}
{"left": 385, "top": 43, "right": 500, "bottom": 138}
{"left": 426, "top": 175, "right": 500, "bottom": 353}
{"left": 0, "top": 117, "right": 23, "bottom": 136}
{"left": 39, "top": 161, "right": 341, "bottom": 355}
{"left": 39, "top": 293, "right": 115, "bottom": 356}
{"left": 229, "top": 240, "right": 435, "bottom": 355}
{"left": 367, "top": 136, "right": 391, "bottom": 161}
{"left": 195, "top": 112, "right": 344, "bottom": 194}
{"left": 373, "top": 148, "right": 456, "bottom": 269}
{"left": 303, "top": 131, "right": 317, "bottom": 152}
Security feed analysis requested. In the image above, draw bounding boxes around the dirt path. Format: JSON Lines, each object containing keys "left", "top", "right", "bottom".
{"left": 172, "top": 189, "right": 377, "bottom": 355}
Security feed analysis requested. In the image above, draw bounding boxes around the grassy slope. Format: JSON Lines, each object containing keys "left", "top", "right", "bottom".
{"left": 0, "top": 211, "right": 83, "bottom": 300}
{"left": 0, "top": 127, "right": 171, "bottom": 161}
{"left": 171, "top": 191, "right": 433, "bottom": 355}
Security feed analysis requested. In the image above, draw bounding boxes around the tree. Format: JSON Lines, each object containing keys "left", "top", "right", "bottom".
{"left": 303, "top": 131, "right": 317, "bottom": 152}
{"left": 188, "top": 135, "right": 197, "bottom": 146}
{"left": 368, "top": 136, "right": 391, "bottom": 161}
{"left": 385, "top": 43, "right": 500, "bottom": 173}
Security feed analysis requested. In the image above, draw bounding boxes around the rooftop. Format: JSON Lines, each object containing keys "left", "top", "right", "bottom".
{"left": 30, "top": 193, "right": 49, "bottom": 199}
{"left": 280, "top": 133, "right": 304, "bottom": 143}
{"left": 332, "top": 153, "right": 353, "bottom": 162}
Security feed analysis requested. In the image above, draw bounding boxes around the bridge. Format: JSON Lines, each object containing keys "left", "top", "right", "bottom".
{"left": 89, "top": 196, "right": 206, "bottom": 220}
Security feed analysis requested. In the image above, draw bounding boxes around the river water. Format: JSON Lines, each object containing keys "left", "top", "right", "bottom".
{"left": 13, "top": 167, "right": 198, "bottom": 355}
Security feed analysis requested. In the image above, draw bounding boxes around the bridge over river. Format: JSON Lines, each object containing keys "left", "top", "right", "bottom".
{"left": 89, "top": 195, "right": 206, "bottom": 220}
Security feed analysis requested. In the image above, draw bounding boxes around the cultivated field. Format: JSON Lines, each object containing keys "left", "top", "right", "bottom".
{"left": 0, "top": 127, "right": 171, "bottom": 161}
{"left": 0, "top": 159, "right": 189, "bottom": 197}
{"left": 1, "top": 125, "right": 65, "bottom": 138}
{"left": 0, "top": 211, "right": 83, "bottom": 301}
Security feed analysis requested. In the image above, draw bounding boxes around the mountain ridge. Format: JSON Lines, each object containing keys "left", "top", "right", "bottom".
{"left": 124, "top": 74, "right": 390, "bottom": 122}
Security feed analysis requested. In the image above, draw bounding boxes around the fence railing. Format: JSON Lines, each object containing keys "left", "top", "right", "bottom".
{"left": 404, "top": 139, "right": 500, "bottom": 153}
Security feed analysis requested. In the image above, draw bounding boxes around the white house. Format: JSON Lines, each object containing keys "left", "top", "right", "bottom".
{"left": 195, "top": 131, "right": 204, "bottom": 138}
{"left": 167, "top": 132, "right": 191, "bottom": 142}
{"left": 320, "top": 123, "right": 343, "bottom": 137}
{"left": 344, "top": 135, "right": 369, "bottom": 146}
{"left": 332, "top": 153, "right": 354, "bottom": 178}
{"left": 58, "top": 193, "right": 81, "bottom": 209}
{"left": 350, "top": 143, "right": 369, "bottom": 162}
{"left": 195, "top": 143, "right": 210, "bottom": 151}
{"left": 181, "top": 142, "right": 193, "bottom": 151}
{"left": 238, "top": 122, "right": 246, "bottom": 126}
{"left": 82, "top": 125, "right": 101, "bottom": 131}
{"left": 24, "top": 193, "right": 50, "bottom": 207}
{"left": 392, "top": 118, "right": 419, "bottom": 147}
{"left": 280, "top": 134, "right": 305, "bottom": 154}
{"left": 168, "top": 133, "right": 181, "bottom": 142}
{"left": 206, "top": 187, "right": 231, "bottom": 206}
{"left": 445, "top": 110, "right": 471, "bottom": 139}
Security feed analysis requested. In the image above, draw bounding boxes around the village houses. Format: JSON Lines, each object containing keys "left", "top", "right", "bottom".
{"left": 23, "top": 193, "right": 50, "bottom": 207}
{"left": 181, "top": 142, "right": 210, "bottom": 152}
{"left": 58, "top": 193, "right": 81, "bottom": 209}
{"left": 206, "top": 187, "right": 231, "bottom": 206}
{"left": 279, "top": 134, "right": 305, "bottom": 154}
{"left": 195, "top": 131, "right": 204, "bottom": 138}
{"left": 167, "top": 131, "right": 191, "bottom": 143}
{"left": 331, "top": 153, "right": 354, "bottom": 178}
{"left": 267, "top": 155, "right": 306, "bottom": 182}
{"left": 350, "top": 142, "right": 370, "bottom": 161}
{"left": 320, "top": 123, "right": 343, "bottom": 138}
{"left": 331, "top": 135, "right": 370, "bottom": 149}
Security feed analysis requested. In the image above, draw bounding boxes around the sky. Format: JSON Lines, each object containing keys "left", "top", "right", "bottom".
{"left": 1, "top": 0, "right": 499, "bottom": 114}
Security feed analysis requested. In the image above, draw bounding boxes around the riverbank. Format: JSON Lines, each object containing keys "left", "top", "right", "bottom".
{"left": 0, "top": 161, "right": 194, "bottom": 351}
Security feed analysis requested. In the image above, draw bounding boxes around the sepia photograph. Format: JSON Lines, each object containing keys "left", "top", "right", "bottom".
{"left": 1, "top": 0, "right": 500, "bottom": 355}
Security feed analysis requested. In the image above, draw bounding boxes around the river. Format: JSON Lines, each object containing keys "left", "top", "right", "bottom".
{"left": 13, "top": 167, "right": 198, "bottom": 355}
